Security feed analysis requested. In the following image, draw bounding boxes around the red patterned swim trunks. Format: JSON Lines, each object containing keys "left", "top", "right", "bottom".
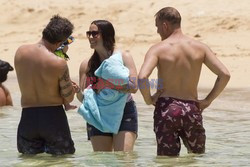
{"left": 154, "top": 97, "right": 206, "bottom": 156}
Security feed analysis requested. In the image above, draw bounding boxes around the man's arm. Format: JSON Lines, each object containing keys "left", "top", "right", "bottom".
{"left": 138, "top": 46, "right": 159, "bottom": 105}
{"left": 199, "top": 45, "right": 231, "bottom": 110}
{"left": 59, "top": 63, "right": 75, "bottom": 103}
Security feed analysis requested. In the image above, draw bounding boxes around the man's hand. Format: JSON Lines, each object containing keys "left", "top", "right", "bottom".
{"left": 151, "top": 89, "right": 163, "bottom": 105}
{"left": 71, "top": 81, "right": 80, "bottom": 93}
{"left": 197, "top": 99, "right": 211, "bottom": 112}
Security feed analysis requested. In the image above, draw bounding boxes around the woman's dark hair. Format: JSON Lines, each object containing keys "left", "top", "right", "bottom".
{"left": 42, "top": 15, "right": 74, "bottom": 44}
{"left": 0, "top": 60, "right": 13, "bottom": 83}
{"left": 86, "top": 20, "right": 115, "bottom": 90}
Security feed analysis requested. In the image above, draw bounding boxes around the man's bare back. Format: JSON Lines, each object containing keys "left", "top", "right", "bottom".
{"left": 139, "top": 7, "right": 230, "bottom": 110}
{"left": 15, "top": 43, "right": 74, "bottom": 108}
{"left": 155, "top": 36, "right": 206, "bottom": 100}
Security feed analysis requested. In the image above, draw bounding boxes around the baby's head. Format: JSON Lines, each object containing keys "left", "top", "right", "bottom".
{"left": 0, "top": 60, "right": 14, "bottom": 83}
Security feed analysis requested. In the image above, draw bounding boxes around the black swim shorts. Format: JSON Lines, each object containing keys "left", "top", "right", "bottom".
{"left": 17, "top": 105, "right": 75, "bottom": 155}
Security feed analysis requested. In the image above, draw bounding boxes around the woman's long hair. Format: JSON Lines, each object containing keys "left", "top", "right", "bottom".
{"left": 86, "top": 20, "right": 115, "bottom": 91}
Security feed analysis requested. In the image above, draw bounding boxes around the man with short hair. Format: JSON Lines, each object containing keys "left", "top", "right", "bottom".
{"left": 15, "top": 15, "right": 76, "bottom": 155}
{"left": 138, "top": 7, "right": 230, "bottom": 156}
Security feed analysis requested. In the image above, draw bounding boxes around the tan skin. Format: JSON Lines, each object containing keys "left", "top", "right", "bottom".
{"left": 77, "top": 23, "right": 138, "bottom": 151}
{"left": 0, "top": 84, "right": 13, "bottom": 106}
{"left": 15, "top": 39, "right": 77, "bottom": 108}
{"left": 60, "top": 45, "right": 78, "bottom": 111}
{"left": 138, "top": 18, "right": 230, "bottom": 111}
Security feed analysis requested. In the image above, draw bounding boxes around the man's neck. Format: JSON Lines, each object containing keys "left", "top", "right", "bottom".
{"left": 38, "top": 39, "right": 55, "bottom": 52}
{"left": 171, "top": 28, "right": 183, "bottom": 37}
{"left": 163, "top": 28, "right": 182, "bottom": 40}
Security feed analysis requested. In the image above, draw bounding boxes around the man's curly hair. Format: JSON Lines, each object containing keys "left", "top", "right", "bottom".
{"left": 42, "top": 15, "right": 74, "bottom": 44}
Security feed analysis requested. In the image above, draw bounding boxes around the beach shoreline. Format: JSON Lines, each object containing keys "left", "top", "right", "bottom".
{"left": 1, "top": 0, "right": 249, "bottom": 91}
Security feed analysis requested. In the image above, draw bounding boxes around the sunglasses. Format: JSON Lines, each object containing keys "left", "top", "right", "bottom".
{"left": 86, "top": 31, "right": 100, "bottom": 38}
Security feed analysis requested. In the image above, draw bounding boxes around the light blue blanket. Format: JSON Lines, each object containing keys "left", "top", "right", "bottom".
{"left": 78, "top": 52, "right": 129, "bottom": 134}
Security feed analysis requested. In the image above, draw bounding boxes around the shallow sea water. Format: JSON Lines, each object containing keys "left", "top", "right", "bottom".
{"left": 1, "top": 78, "right": 250, "bottom": 166}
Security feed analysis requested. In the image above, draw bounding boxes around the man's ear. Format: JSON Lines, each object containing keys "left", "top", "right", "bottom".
{"left": 162, "top": 21, "right": 169, "bottom": 31}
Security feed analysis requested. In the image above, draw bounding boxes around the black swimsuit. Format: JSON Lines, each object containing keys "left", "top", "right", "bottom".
{"left": 17, "top": 105, "right": 75, "bottom": 155}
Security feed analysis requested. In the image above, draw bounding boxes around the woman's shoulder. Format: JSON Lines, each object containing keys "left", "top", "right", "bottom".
{"left": 79, "top": 57, "right": 91, "bottom": 73}
{"left": 114, "top": 49, "right": 131, "bottom": 59}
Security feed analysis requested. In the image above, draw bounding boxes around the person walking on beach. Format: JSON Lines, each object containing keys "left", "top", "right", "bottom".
{"left": 77, "top": 20, "right": 138, "bottom": 152}
{"left": 14, "top": 15, "right": 77, "bottom": 155}
{"left": 138, "top": 7, "right": 230, "bottom": 156}
{"left": 0, "top": 60, "right": 13, "bottom": 107}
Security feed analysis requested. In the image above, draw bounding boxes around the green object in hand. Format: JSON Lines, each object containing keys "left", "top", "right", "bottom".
{"left": 55, "top": 36, "right": 74, "bottom": 60}
{"left": 54, "top": 50, "right": 69, "bottom": 60}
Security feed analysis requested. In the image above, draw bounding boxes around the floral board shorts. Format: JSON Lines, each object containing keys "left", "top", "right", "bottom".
{"left": 154, "top": 97, "right": 206, "bottom": 156}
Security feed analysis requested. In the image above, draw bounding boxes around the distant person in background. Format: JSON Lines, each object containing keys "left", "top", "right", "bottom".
{"left": 138, "top": 7, "right": 230, "bottom": 156}
{"left": 14, "top": 15, "right": 77, "bottom": 155}
{"left": 0, "top": 60, "right": 13, "bottom": 107}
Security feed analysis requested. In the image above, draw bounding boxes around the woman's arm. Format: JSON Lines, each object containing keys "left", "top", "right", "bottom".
{"left": 120, "top": 50, "right": 138, "bottom": 93}
{"left": 77, "top": 59, "right": 89, "bottom": 102}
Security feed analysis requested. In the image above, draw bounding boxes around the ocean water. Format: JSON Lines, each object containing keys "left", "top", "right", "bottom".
{"left": 1, "top": 77, "right": 250, "bottom": 166}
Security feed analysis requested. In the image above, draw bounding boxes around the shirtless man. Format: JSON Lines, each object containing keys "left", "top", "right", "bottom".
{"left": 0, "top": 60, "right": 13, "bottom": 107}
{"left": 14, "top": 15, "right": 76, "bottom": 155}
{"left": 138, "top": 7, "right": 230, "bottom": 156}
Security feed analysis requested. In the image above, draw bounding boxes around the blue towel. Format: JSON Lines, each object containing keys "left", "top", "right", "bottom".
{"left": 95, "top": 51, "right": 129, "bottom": 85}
{"left": 78, "top": 52, "right": 129, "bottom": 134}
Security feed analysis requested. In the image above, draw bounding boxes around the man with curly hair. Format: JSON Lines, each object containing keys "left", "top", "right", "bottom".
{"left": 14, "top": 15, "right": 77, "bottom": 155}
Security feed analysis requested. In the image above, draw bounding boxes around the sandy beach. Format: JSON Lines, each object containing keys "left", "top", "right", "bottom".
{"left": 1, "top": 1, "right": 250, "bottom": 166}
{"left": 1, "top": 0, "right": 250, "bottom": 91}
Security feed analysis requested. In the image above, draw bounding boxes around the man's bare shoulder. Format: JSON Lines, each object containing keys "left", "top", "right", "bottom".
{"left": 183, "top": 36, "right": 209, "bottom": 50}
{"left": 49, "top": 55, "right": 68, "bottom": 72}
{"left": 147, "top": 41, "right": 168, "bottom": 55}
{"left": 15, "top": 44, "right": 35, "bottom": 56}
